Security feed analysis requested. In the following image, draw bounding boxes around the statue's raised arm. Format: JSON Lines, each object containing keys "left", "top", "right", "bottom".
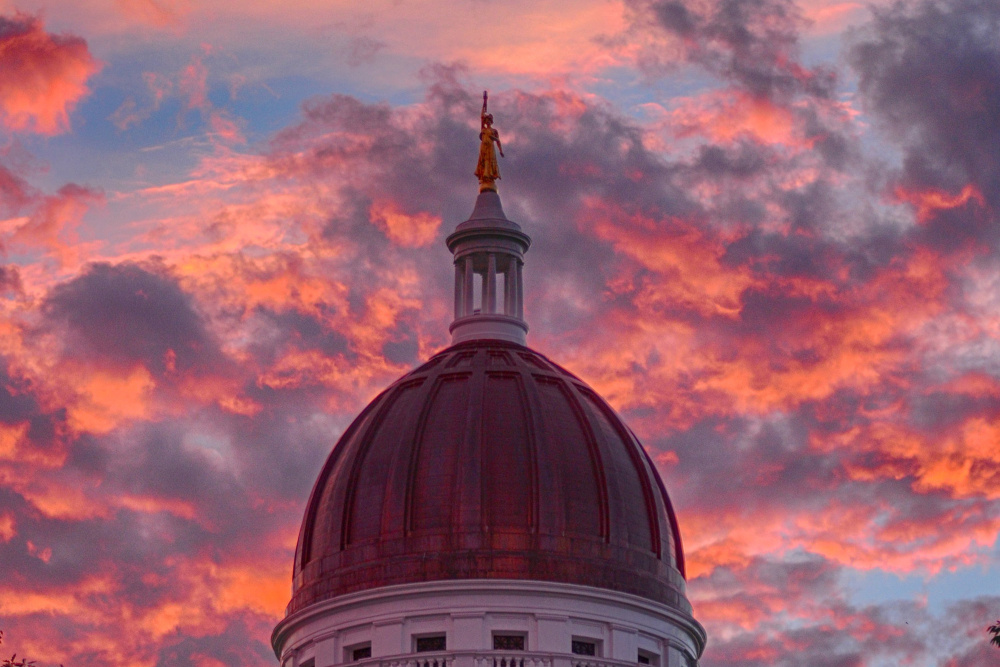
{"left": 475, "top": 90, "right": 503, "bottom": 192}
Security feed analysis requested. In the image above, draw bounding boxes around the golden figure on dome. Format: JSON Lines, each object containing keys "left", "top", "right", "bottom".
{"left": 475, "top": 91, "right": 504, "bottom": 192}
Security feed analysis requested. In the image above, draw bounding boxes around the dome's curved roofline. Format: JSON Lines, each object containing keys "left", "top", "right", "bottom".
{"left": 289, "top": 339, "right": 689, "bottom": 617}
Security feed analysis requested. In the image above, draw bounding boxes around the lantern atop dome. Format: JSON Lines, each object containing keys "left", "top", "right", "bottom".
{"left": 446, "top": 93, "right": 531, "bottom": 345}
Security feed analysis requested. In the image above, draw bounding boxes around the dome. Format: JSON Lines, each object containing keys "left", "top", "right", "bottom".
{"left": 275, "top": 103, "right": 704, "bottom": 667}
{"left": 289, "top": 338, "right": 691, "bottom": 617}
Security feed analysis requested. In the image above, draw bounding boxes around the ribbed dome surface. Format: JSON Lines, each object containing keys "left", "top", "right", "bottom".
{"left": 290, "top": 340, "right": 690, "bottom": 615}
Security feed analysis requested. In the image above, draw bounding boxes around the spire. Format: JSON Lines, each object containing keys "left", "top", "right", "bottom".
{"left": 447, "top": 94, "right": 530, "bottom": 345}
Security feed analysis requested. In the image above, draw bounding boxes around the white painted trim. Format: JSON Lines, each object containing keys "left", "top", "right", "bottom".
{"left": 273, "top": 580, "right": 705, "bottom": 667}
{"left": 449, "top": 314, "right": 528, "bottom": 344}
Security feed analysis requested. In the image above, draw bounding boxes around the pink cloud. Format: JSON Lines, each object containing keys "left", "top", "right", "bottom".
{"left": 208, "top": 110, "right": 245, "bottom": 144}
{"left": 0, "top": 12, "right": 100, "bottom": 135}
{"left": 7, "top": 183, "right": 103, "bottom": 264}
{"left": 179, "top": 54, "right": 209, "bottom": 111}
{"left": 115, "top": 0, "right": 192, "bottom": 29}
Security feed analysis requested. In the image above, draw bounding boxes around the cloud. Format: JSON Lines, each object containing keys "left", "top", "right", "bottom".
{"left": 0, "top": 165, "right": 35, "bottom": 215}
{"left": 179, "top": 54, "right": 209, "bottom": 112}
{"left": 0, "top": 12, "right": 100, "bottom": 135}
{"left": 848, "top": 0, "right": 1000, "bottom": 250}
{"left": 42, "top": 261, "right": 224, "bottom": 378}
{"left": 2, "top": 23, "right": 1000, "bottom": 664}
{"left": 115, "top": 0, "right": 192, "bottom": 29}
{"left": 109, "top": 72, "right": 173, "bottom": 131}
{"left": 6, "top": 183, "right": 103, "bottom": 264}
{"left": 0, "top": 265, "right": 21, "bottom": 294}
{"left": 627, "top": 0, "right": 835, "bottom": 101}
{"left": 346, "top": 35, "right": 385, "bottom": 67}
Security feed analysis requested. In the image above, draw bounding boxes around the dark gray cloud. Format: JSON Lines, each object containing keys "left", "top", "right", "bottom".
{"left": 247, "top": 305, "right": 352, "bottom": 367}
{"left": 42, "top": 261, "right": 225, "bottom": 377}
{"left": 0, "top": 357, "right": 69, "bottom": 452}
{"left": 628, "top": 0, "right": 836, "bottom": 102}
{"left": 696, "top": 559, "right": 1000, "bottom": 667}
{"left": 849, "top": 0, "right": 1000, "bottom": 247}
{"left": 0, "top": 360, "right": 41, "bottom": 425}
{"left": 155, "top": 618, "right": 273, "bottom": 667}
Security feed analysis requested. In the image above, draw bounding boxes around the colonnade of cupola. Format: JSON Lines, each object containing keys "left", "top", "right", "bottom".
{"left": 453, "top": 246, "right": 523, "bottom": 320}
{"left": 446, "top": 190, "right": 531, "bottom": 346}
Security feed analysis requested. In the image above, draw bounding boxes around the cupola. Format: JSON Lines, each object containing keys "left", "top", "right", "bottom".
{"left": 447, "top": 191, "right": 530, "bottom": 345}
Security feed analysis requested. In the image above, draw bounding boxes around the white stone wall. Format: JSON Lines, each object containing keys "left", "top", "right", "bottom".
{"left": 272, "top": 580, "right": 704, "bottom": 667}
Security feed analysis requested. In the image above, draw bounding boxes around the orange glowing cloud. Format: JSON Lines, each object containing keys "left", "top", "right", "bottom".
{"left": 893, "top": 184, "right": 985, "bottom": 224}
{"left": 582, "top": 199, "right": 753, "bottom": 316}
{"left": 565, "top": 211, "right": 950, "bottom": 427}
{"left": 802, "top": 0, "right": 866, "bottom": 34}
{"left": 65, "top": 365, "right": 156, "bottom": 434}
{"left": 370, "top": 200, "right": 441, "bottom": 247}
{"left": 841, "top": 416, "right": 1000, "bottom": 503}
{"left": 4, "top": 184, "right": 104, "bottom": 265}
{"left": 671, "top": 90, "right": 801, "bottom": 147}
{"left": 0, "top": 12, "right": 101, "bottom": 135}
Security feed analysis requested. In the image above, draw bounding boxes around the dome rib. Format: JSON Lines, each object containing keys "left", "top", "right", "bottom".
{"left": 578, "top": 386, "right": 659, "bottom": 555}
{"left": 297, "top": 395, "right": 382, "bottom": 571}
{"left": 342, "top": 377, "right": 427, "bottom": 548}
{"left": 637, "top": 436, "right": 687, "bottom": 578}
{"left": 480, "top": 370, "right": 537, "bottom": 532}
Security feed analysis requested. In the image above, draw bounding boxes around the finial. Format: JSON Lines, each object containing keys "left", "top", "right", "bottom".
{"left": 474, "top": 90, "right": 504, "bottom": 193}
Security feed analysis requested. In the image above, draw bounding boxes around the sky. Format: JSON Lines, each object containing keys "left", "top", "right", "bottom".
{"left": 0, "top": 0, "right": 999, "bottom": 665}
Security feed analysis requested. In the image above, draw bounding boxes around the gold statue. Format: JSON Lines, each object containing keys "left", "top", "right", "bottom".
{"left": 475, "top": 91, "right": 504, "bottom": 192}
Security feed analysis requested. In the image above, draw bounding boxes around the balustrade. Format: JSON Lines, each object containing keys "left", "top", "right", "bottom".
{"left": 350, "top": 650, "right": 644, "bottom": 667}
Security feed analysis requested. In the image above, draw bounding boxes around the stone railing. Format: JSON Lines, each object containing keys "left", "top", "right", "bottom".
{"left": 472, "top": 652, "right": 553, "bottom": 667}
{"left": 570, "top": 657, "right": 638, "bottom": 667}
{"left": 379, "top": 655, "right": 454, "bottom": 667}
{"left": 356, "top": 650, "right": 637, "bottom": 667}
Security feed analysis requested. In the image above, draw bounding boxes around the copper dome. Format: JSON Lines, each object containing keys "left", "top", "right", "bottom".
{"left": 289, "top": 339, "right": 691, "bottom": 616}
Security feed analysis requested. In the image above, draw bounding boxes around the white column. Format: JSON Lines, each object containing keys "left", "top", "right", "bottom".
{"left": 455, "top": 263, "right": 464, "bottom": 319}
{"left": 505, "top": 260, "right": 515, "bottom": 316}
{"left": 610, "top": 626, "right": 637, "bottom": 662}
{"left": 374, "top": 620, "right": 404, "bottom": 657}
{"left": 536, "top": 616, "right": 568, "bottom": 654}
{"left": 314, "top": 637, "right": 337, "bottom": 667}
{"left": 486, "top": 254, "right": 497, "bottom": 314}
{"left": 515, "top": 260, "right": 524, "bottom": 320}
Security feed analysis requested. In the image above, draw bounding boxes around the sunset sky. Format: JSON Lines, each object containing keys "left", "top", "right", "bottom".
{"left": 1, "top": 0, "right": 999, "bottom": 665}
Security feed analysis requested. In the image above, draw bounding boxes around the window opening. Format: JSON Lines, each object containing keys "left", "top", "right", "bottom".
{"left": 416, "top": 636, "right": 447, "bottom": 652}
{"left": 493, "top": 635, "right": 525, "bottom": 650}
{"left": 572, "top": 640, "right": 597, "bottom": 656}
{"left": 353, "top": 646, "right": 372, "bottom": 661}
